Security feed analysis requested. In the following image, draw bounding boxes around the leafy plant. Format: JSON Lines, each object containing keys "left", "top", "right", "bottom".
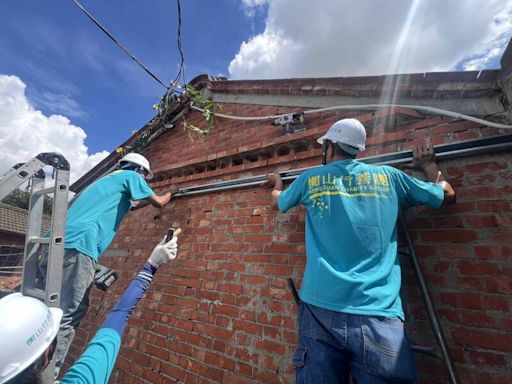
{"left": 117, "top": 84, "right": 217, "bottom": 155}
{"left": 152, "top": 90, "right": 179, "bottom": 115}
{"left": 182, "top": 84, "right": 216, "bottom": 136}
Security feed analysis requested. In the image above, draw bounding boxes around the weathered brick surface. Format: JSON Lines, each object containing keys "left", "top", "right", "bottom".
{"left": 66, "top": 101, "right": 512, "bottom": 383}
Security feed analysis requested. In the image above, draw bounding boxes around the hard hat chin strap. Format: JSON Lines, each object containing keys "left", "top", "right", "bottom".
{"left": 120, "top": 162, "right": 146, "bottom": 176}
{"left": 321, "top": 141, "right": 329, "bottom": 166}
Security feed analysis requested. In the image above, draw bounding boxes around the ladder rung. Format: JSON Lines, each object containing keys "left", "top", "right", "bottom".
{"left": 24, "top": 288, "right": 46, "bottom": 300}
{"left": 27, "top": 237, "right": 50, "bottom": 244}
{"left": 32, "top": 187, "right": 55, "bottom": 196}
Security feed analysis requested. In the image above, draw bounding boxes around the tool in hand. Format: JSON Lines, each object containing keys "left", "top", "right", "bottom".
{"left": 94, "top": 265, "right": 119, "bottom": 291}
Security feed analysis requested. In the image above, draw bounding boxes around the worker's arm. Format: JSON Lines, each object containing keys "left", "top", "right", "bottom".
{"left": 130, "top": 185, "right": 179, "bottom": 211}
{"left": 262, "top": 173, "right": 283, "bottom": 210}
{"left": 410, "top": 140, "right": 456, "bottom": 206}
{"left": 60, "top": 235, "right": 179, "bottom": 384}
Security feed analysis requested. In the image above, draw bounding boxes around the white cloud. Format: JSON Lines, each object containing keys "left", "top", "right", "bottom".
{"left": 0, "top": 75, "right": 109, "bottom": 184}
{"left": 461, "top": 6, "right": 512, "bottom": 70}
{"left": 241, "top": 0, "right": 268, "bottom": 17}
{"left": 230, "top": 0, "right": 512, "bottom": 79}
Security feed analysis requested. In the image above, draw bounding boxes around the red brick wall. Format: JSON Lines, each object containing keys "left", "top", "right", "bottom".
{"left": 67, "top": 102, "right": 512, "bottom": 383}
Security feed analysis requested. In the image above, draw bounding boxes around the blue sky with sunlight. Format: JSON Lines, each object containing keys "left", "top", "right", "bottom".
{"left": 0, "top": 0, "right": 510, "bottom": 181}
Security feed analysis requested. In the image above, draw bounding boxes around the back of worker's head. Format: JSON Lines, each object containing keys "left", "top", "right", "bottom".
{"left": 117, "top": 153, "right": 154, "bottom": 179}
{"left": 317, "top": 118, "right": 366, "bottom": 162}
{"left": 0, "top": 293, "right": 62, "bottom": 384}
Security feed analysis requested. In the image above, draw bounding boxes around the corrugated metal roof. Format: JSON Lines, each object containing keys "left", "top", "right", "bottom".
{"left": 0, "top": 202, "right": 52, "bottom": 235}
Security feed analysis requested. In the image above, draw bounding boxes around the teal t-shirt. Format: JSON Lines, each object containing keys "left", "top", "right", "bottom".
{"left": 60, "top": 328, "right": 121, "bottom": 384}
{"left": 65, "top": 170, "right": 154, "bottom": 260}
{"left": 277, "top": 160, "right": 444, "bottom": 319}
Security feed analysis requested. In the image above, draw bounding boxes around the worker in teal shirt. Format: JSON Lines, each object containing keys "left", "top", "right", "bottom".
{"left": 39, "top": 153, "right": 179, "bottom": 378}
{"left": 264, "top": 118, "right": 456, "bottom": 384}
{"left": 0, "top": 231, "right": 179, "bottom": 384}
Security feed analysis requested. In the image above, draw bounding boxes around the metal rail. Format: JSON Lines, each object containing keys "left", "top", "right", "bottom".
{"left": 175, "top": 133, "right": 512, "bottom": 197}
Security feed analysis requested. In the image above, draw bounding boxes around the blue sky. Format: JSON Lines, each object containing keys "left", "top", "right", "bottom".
{"left": 0, "top": 0, "right": 266, "bottom": 154}
{"left": 0, "top": 0, "right": 510, "bottom": 181}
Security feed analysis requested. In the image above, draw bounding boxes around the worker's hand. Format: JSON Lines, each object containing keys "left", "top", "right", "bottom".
{"left": 147, "top": 230, "right": 180, "bottom": 268}
{"left": 262, "top": 173, "right": 282, "bottom": 188}
{"left": 403, "top": 139, "right": 437, "bottom": 170}
{"left": 169, "top": 185, "right": 179, "bottom": 196}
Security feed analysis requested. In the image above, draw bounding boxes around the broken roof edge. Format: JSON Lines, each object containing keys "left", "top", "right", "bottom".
{"left": 189, "top": 70, "right": 501, "bottom": 94}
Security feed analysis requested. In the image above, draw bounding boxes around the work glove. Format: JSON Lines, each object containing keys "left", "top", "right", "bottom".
{"left": 147, "top": 234, "right": 179, "bottom": 268}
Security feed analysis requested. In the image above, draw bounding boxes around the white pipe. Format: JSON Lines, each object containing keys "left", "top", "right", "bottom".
{"left": 190, "top": 104, "right": 512, "bottom": 129}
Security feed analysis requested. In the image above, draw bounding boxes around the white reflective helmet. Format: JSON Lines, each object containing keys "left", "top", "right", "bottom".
{"left": 0, "top": 293, "right": 62, "bottom": 384}
{"left": 117, "top": 153, "right": 153, "bottom": 179}
{"left": 317, "top": 118, "right": 366, "bottom": 155}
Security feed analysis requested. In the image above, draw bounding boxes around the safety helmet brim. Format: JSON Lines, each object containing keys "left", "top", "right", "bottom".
{"left": 317, "top": 118, "right": 366, "bottom": 153}
{"left": 117, "top": 153, "right": 153, "bottom": 179}
{"left": 0, "top": 294, "right": 62, "bottom": 384}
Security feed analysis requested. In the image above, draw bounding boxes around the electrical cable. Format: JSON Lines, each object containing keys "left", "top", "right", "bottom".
{"left": 170, "top": 0, "right": 185, "bottom": 89}
{"left": 71, "top": 0, "right": 171, "bottom": 91}
{"left": 190, "top": 103, "right": 512, "bottom": 129}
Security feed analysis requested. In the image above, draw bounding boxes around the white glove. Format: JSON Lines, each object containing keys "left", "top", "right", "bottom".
{"left": 147, "top": 235, "right": 178, "bottom": 268}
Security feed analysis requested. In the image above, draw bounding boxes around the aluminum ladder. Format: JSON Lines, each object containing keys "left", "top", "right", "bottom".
{"left": 0, "top": 153, "right": 70, "bottom": 308}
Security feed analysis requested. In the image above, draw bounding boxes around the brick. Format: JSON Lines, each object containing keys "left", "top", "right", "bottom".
{"left": 254, "top": 339, "right": 286, "bottom": 354}
{"left": 421, "top": 230, "right": 478, "bottom": 243}
{"left": 76, "top": 97, "right": 512, "bottom": 384}
{"left": 468, "top": 350, "right": 507, "bottom": 367}
{"left": 474, "top": 246, "right": 506, "bottom": 260}
{"left": 452, "top": 328, "right": 512, "bottom": 353}
{"left": 485, "top": 277, "right": 512, "bottom": 294}
{"left": 440, "top": 292, "right": 510, "bottom": 311}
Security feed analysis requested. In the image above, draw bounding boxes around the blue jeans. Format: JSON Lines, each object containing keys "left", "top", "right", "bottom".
{"left": 40, "top": 248, "right": 97, "bottom": 378}
{"left": 294, "top": 302, "right": 418, "bottom": 384}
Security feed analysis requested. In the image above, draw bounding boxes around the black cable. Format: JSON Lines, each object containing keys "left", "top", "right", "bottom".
{"left": 171, "top": 0, "right": 185, "bottom": 89}
{"left": 71, "top": 0, "right": 171, "bottom": 90}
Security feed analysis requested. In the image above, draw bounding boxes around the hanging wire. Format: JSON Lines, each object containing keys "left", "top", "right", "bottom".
{"left": 71, "top": 0, "right": 172, "bottom": 91}
{"left": 170, "top": 0, "right": 186, "bottom": 89}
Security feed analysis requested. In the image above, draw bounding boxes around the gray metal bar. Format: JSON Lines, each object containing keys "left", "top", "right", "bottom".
{"left": 175, "top": 134, "right": 512, "bottom": 197}
{"left": 23, "top": 288, "right": 46, "bottom": 300}
{"left": 0, "top": 158, "right": 47, "bottom": 201}
{"left": 399, "top": 215, "right": 459, "bottom": 384}
{"left": 27, "top": 238, "right": 51, "bottom": 244}
{"left": 32, "top": 187, "right": 56, "bottom": 196}
{"left": 43, "top": 168, "right": 69, "bottom": 307}
{"left": 21, "top": 173, "right": 45, "bottom": 297}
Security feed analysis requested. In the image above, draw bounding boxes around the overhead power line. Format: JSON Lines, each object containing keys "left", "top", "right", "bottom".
{"left": 171, "top": 0, "right": 186, "bottom": 88}
{"left": 71, "top": 0, "right": 170, "bottom": 90}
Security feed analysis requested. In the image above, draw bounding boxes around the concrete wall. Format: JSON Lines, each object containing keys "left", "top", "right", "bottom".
{"left": 67, "top": 102, "right": 512, "bottom": 383}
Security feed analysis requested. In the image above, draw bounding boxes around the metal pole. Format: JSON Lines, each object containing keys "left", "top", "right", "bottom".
{"left": 399, "top": 214, "right": 459, "bottom": 384}
{"left": 174, "top": 133, "right": 512, "bottom": 197}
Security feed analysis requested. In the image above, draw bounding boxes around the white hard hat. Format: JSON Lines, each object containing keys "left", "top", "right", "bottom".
{"left": 0, "top": 293, "right": 62, "bottom": 384}
{"left": 317, "top": 118, "right": 366, "bottom": 155}
{"left": 117, "top": 153, "right": 153, "bottom": 179}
